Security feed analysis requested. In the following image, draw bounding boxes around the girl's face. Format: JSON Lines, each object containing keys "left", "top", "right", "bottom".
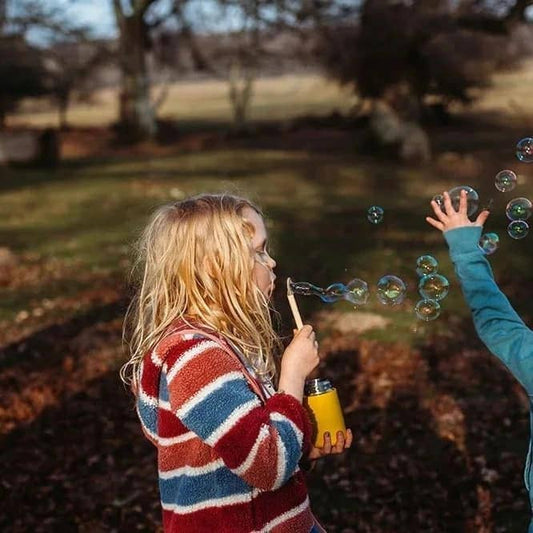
{"left": 243, "top": 207, "right": 277, "bottom": 297}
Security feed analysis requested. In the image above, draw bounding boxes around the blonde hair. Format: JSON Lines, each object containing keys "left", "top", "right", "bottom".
{"left": 121, "top": 193, "right": 281, "bottom": 390}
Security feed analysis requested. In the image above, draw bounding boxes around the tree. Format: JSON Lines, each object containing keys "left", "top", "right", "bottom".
{"left": 0, "top": 35, "right": 49, "bottom": 128}
{"left": 112, "top": 0, "right": 160, "bottom": 141}
{"left": 309, "top": 0, "right": 533, "bottom": 117}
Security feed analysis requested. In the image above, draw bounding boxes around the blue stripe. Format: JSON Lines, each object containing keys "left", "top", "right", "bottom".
{"left": 159, "top": 466, "right": 251, "bottom": 506}
{"left": 137, "top": 397, "right": 158, "bottom": 435}
{"left": 181, "top": 376, "right": 255, "bottom": 441}
{"left": 272, "top": 417, "right": 301, "bottom": 484}
{"left": 159, "top": 371, "right": 169, "bottom": 403}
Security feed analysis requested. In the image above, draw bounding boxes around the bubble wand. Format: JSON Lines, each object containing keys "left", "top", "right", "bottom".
{"left": 286, "top": 277, "right": 304, "bottom": 330}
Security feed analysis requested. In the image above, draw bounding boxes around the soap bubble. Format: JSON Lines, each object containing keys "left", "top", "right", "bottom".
{"left": 448, "top": 186, "right": 479, "bottom": 217}
{"left": 367, "top": 206, "right": 384, "bottom": 224}
{"left": 416, "top": 255, "right": 438, "bottom": 277}
{"left": 345, "top": 278, "right": 370, "bottom": 306}
{"left": 506, "top": 197, "right": 532, "bottom": 221}
{"left": 289, "top": 281, "right": 321, "bottom": 297}
{"left": 494, "top": 170, "right": 517, "bottom": 192}
{"left": 432, "top": 194, "right": 445, "bottom": 210}
{"left": 418, "top": 274, "right": 450, "bottom": 301}
{"left": 516, "top": 137, "right": 533, "bottom": 163}
{"left": 507, "top": 220, "right": 529, "bottom": 240}
{"left": 289, "top": 278, "right": 369, "bottom": 306}
{"left": 415, "top": 299, "right": 441, "bottom": 322}
{"left": 320, "top": 283, "right": 348, "bottom": 303}
{"left": 478, "top": 233, "right": 499, "bottom": 255}
{"left": 376, "top": 275, "right": 407, "bottom": 305}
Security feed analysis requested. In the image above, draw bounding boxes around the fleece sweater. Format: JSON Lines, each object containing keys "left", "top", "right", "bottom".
{"left": 136, "top": 322, "right": 316, "bottom": 533}
{"left": 445, "top": 226, "right": 533, "bottom": 522}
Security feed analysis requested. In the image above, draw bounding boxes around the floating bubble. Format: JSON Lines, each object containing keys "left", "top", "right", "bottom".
{"left": 494, "top": 170, "right": 517, "bottom": 192}
{"left": 507, "top": 220, "right": 529, "bottom": 240}
{"left": 289, "top": 279, "right": 369, "bottom": 306}
{"left": 289, "top": 281, "right": 322, "bottom": 297}
{"left": 478, "top": 233, "right": 499, "bottom": 255}
{"left": 416, "top": 255, "right": 438, "bottom": 277}
{"left": 516, "top": 137, "right": 533, "bottom": 163}
{"left": 320, "top": 283, "right": 348, "bottom": 303}
{"left": 376, "top": 275, "right": 407, "bottom": 305}
{"left": 415, "top": 299, "right": 441, "bottom": 322}
{"left": 345, "top": 278, "right": 370, "bottom": 306}
{"left": 448, "top": 186, "right": 479, "bottom": 217}
{"left": 432, "top": 194, "right": 445, "bottom": 210}
{"left": 418, "top": 274, "right": 450, "bottom": 301}
{"left": 506, "top": 197, "right": 532, "bottom": 221}
{"left": 367, "top": 205, "right": 384, "bottom": 224}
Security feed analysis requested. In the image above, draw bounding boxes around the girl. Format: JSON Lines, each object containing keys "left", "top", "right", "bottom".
{"left": 122, "top": 193, "right": 352, "bottom": 532}
{"left": 427, "top": 189, "right": 533, "bottom": 532}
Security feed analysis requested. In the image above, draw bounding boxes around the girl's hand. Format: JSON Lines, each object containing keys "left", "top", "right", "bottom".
{"left": 426, "top": 189, "right": 489, "bottom": 233}
{"left": 308, "top": 429, "right": 353, "bottom": 461}
{"left": 278, "top": 325, "right": 320, "bottom": 402}
{"left": 281, "top": 325, "right": 320, "bottom": 379}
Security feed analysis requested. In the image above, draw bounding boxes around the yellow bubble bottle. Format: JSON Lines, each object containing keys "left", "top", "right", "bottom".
{"left": 304, "top": 378, "right": 346, "bottom": 447}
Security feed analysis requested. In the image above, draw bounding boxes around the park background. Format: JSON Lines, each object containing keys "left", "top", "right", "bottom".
{"left": 1, "top": 0, "right": 533, "bottom": 531}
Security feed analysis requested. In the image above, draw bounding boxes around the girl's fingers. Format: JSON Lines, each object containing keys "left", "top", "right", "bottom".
{"left": 430, "top": 200, "right": 447, "bottom": 222}
{"left": 458, "top": 189, "right": 468, "bottom": 215}
{"left": 321, "top": 432, "right": 332, "bottom": 454}
{"left": 426, "top": 216, "right": 444, "bottom": 231}
{"left": 475, "top": 209, "right": 490, "bottom": 227}
{"left": 344, "top": 428, "right": 353, "bottom": 449}
{"left": 332, "top": 431, "right": 345, "bottom": 453}
{"left": 443, "top": 191, "right": 454, "bottom": 214}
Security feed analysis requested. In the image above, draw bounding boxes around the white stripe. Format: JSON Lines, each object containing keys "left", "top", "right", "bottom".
{"left": 162, "top": 492, "right": 252, "bottom": 514}
{"left": 139, "top": 388, "right": 158, "bottom": 407}
{"left": 270, "top": 412, "right": 304, "bottom": 445}
{"left": 205, "top": 398, "right": 260, "bottom": 446}
{"left": 166, "top": 340, "right": 220, "bottom": 384}
{"left": 151, "top": 349, "right": 163, "bottom": 367}
{"left": 177, "top": 371, "right": 242, "bottom": 418}
{"left": 272, "top": 433, "right": 287, "bottom": 489}
{"left": 160, "top": 399, "right": 171, "bottom": 411}
{"left": 232, "top": 424, "right": 270, "bottom": 476}
{"left": 142, "top": 424, "right": 196, "bottom": 446}
{"left": 159, "top": 458, "right": 225, "bottom": 479}
{"left": 258, "top": 496, "right": 311, "bottom": 532}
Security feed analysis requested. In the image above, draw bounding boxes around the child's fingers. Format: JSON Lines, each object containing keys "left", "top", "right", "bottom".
{"left": 321, "top": 432, "right": 332, "bottom": 454}
{"left": 430, "top": 200, "right": 448, "bottom": 222}
{"left": 331, "top": 431, "right": 346, "bottom": 453}
{"left": 426, "top": 216, "right": 444, "bottom": 231}
{"left": 475, "top": 209, "right": 490, "bottom": 227}
{"left": 344, "top": 428, "right": 353, "bottom": 449}
{"left": 443, "top": 191, "right": 455, "bottom": 214}
{"left": 458, "top": 189, "right": 468, "bottom": 215}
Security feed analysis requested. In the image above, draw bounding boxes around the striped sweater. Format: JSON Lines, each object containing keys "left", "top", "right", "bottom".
{"left": 136, "top": 322, "right": 317, "bottom": 532}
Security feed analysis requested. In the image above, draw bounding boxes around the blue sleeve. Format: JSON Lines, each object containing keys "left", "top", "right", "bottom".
{"left": 444, "top": 226, "right": 533, "bottom": 393}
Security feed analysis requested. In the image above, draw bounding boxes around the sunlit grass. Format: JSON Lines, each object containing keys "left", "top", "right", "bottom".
{"left": 8, "top": 74, "right": 355, "bottom": 129}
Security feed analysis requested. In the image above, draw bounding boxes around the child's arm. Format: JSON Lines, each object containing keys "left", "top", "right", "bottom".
{"left": 162, "top": 336, "right": 313, "bottom": 492}
{"left": 427, "top": 190, "right": 533, "bottom": 393}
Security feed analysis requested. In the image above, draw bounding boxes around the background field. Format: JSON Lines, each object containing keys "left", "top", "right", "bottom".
{"left": 1, "top": 64, "right": 533, "bottom": 532}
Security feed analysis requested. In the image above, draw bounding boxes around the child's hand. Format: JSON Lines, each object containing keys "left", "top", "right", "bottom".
{"left": 281, "top": 325, "right": 320, "bottom": 379}
{"left": 308, "top": 429, "right": 353, "bottom": 461}
{"left": 278, "top": 325, "right": 320, "bottom": 401}
{"left": 426, "top": 189, "right": 489, "bottom": 233}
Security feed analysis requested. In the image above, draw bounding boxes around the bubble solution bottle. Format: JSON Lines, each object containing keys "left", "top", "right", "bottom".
{"left": 304, "top": 378, "right": 346, "bottom": 447}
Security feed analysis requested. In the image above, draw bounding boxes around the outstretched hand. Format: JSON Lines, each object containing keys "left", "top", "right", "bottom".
{"left": 426, "top": 189, "right": 490, "bottom": 233}
{"left": 307, "top": 429, "right": 353, "bottom": 461}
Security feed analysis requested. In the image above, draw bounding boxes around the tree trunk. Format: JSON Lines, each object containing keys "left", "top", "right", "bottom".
{"left": 117, "top": 14, "right": 156, "bottom": 141}
{"left": 57, "top": 90, "right": 70, "bottom": 131}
